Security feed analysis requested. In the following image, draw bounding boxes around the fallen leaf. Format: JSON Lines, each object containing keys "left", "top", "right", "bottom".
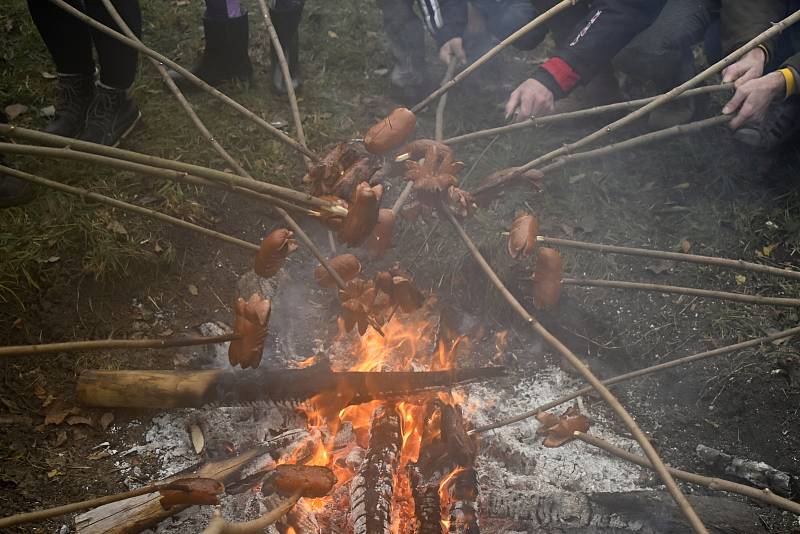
{"left": 761, "top": 243, "right": 778, "bottom": 258}
{"left": 99, "top": 412, "right": 114, "bottom": 431}
{"left": 45, "top": 406, "right": 80, "bottom": 425}
{"left": 47, "top": 469, "right": 62, "bottom": 478}
{"left": 735, "top": 274, "right": 747, "bottom": 285}
{"left": 188, "top": 284, "right": 199, "bottom": 296}
{"left": 46, "top": 256, "right": 60, "bottom": 263}
{"left": 4, "top": 103, "right": 28, "bottom": 120}
{"left": 54, "top": 430, "right": 68, "bottom": 447}
{"left": 106, "top": 219, "right": 127, "bottom": 235}
{"left": 537, "top": 405, "right": 591, "bottom": 448}
{"left": 88, "top": 450, "right": 111, "bottom": 460}
{"left": 673, "top": 182, "right": 691, "bottom": 190}
{"left": 12, "top": 318, "right": 23, "bottom": 329}
{"left": 66, "top": 415, "right": 93, "bottom": 427}
{"left": 328, "top": 30, "right": 338, "bottom": 39}
{"left": 40, "top": 105, "right": 55, "bottom": 117}
{"left": 189, "top": 423, "right": 205, "bottom": 455}
{"left": 644, "top": 259, "right": 675, "bottom": 275}
{"left": 679, "top": 239, "right": 692, "bottom": 253}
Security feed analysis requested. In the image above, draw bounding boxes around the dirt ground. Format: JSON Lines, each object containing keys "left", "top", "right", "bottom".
{"left": 2, "top": 1, "right": 800, "bottom": 532}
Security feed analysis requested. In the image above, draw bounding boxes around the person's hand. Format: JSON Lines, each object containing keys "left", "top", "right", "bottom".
{"left": 722, "top": 47, "right": 767, "bottom": 86}
{"left": 722, "top": 71, "right": 785, "bottom": 129}
{"left": 504, "top": 78, "right": 554, "bottom": 121}
{"left": 439, "top": 37, "right": 466, "bottom": 65}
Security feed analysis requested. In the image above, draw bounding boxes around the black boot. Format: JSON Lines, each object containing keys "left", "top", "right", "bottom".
{"left": 78, "top": 85, "right": 141, "bottom": 147}
{"left": 44, "top": 74, "right": 94, "bottom": 138}
{"left": 735, "top": 96, "right": 800, "bottom": 150}
{"left": 169, "top": 12, "right": 253, "bottom": 92}
{"left": 269, "top": 7, "right": 302, "bottom": 95}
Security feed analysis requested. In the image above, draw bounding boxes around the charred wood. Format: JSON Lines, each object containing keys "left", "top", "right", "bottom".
{"left": 446, "top": 468, "right": 479, "bottom": 534}
{"left": 350, "top": 404, "right": 402, "bottom": 534}
{"left": 409, "top": 464, "right": 443, "bottom": 534}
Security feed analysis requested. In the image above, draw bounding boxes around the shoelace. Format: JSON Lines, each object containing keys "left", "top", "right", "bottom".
{"left": 85, "top": 90, "right": 118, "bottom": 123}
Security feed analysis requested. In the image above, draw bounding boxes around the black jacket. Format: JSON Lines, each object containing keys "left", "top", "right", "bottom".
{"left": 531, "top": 0, "right": 666, "bottom": 98}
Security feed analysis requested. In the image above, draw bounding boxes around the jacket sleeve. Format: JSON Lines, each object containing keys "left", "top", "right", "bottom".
{"left": 418, "top": 0, "right": 467, "bottom": 47}
{"left": 720, "top": 0, "right": 784, "bottom": 59}
{"left": 531, "top": 0, "right": 666, "bottom": 99}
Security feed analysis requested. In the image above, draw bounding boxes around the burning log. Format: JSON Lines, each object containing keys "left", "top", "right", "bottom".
{"left": 76, "top": 363, "right": 506, "bottom": 409}
{"left": 444, "top": 468, "right": 480, "bottom": 534}
{"left": 350, "top": 404, "right": 402, "bottom": 534}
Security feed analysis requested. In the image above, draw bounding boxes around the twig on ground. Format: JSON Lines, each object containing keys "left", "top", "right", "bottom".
{"left": 444, "top": 84, "right": 731, "bottom": 146}
{"left": 561, "top": 277, "right": 800, "bottom": 307}
{"left": 470, "top": 325, "right": 800, "bottom": 434}
{"left": 257, "top": 0, "right": 310, "bottom": 169}
{"left": 574, "top": 431, "right": 800, "bottom": 515}
{"left": 202, "top": 490, "right": 302, "bottom": 534}
{"left": 49, "top": 0, "right": 317, "bottom": 162}
{"left": 1, "top": 164, "right": 259, "bottom": 252}
{"left": 0, "top": 332, "right": 238, "bottom": 358}
{"left": 538, "top": 235, "right": 800, "bottom": 281}
{"left": 438, "top": 204, "right": 709, "bottom": 534}
{"left": 411, "top": 0, "right": 581, "bottom": 112}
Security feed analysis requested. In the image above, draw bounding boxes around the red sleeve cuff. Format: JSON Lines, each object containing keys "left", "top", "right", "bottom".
{"left": 540, "top": 57, "right": 581, "bottom": 94}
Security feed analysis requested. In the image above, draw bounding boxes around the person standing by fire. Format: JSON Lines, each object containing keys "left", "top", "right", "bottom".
{"left": 167, "top": 0, "right": 305, "bottom": 96}
{"left": 25, "top": 0, "right": 142, "bottom": 147}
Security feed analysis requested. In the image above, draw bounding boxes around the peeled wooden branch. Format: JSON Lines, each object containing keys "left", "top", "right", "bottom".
{"left": 0, "top": 127, "right": 337, "bottom": 215}
{"left": 540, "top": 235, "right": 800, "bottom": 281}
{"left": 0, "top": 333, "right": 238, "bottom": 358}
{"left": 470, "top": 324, "right": 800, "bottom": 434}
{"left": 574, "top": 432, "right": 800, "bottom": 515}
{"left": 49, "top": 0, "right": 317, "bottom": 161}
{"left": 473, "top": 115, "right": 728, "bottom": 197}
{"left": 514, "top": 9, "right": 800, "bottom": 175}
{"left": 444, "top": 84, "right": 731, "bottom": 146}
{"left": 411, "top": 0, "right": 580, "bottom": 112}
{"left": 0, "top": 165, "right": 259, "bottom": 251}
{"left": 203, "top": 490, "right": 302, "bottom": 534}
{"left": 562, "top": 277, "right": 800, "bottom": 307}
{"left": 257, "top": 0, "right": 309, "bottom": 169}
{"left": 438, "top": 205, "right": 708, "bottom": 533}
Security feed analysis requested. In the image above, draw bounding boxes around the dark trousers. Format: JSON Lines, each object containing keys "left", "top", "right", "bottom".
{"left": 27, "top": 0, "right": 141, "bottom": 89}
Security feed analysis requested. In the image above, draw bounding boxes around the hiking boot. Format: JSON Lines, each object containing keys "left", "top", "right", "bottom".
{"left": 0, "top": 169, "right": 33, "bottom": 208}
{"left": 168, "top": 12, "right": 253, "bottom": 92}
{"left": 734, "top": 96, "right": 800, "bottom": 150}
{"left": 269, "top": 7, "right": 303, "bottom": 95}
{"left": 78, "top": 85, "right": 141, "bottom": 147}
{"left": 44, "top": 74, "right": 94, "bottom": 138}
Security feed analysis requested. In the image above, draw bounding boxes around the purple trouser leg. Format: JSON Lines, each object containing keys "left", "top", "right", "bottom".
{"left": 205, "top": 0, "right": 242, "bottom": 19}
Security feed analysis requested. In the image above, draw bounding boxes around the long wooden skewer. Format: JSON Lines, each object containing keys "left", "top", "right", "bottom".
{"left": 438, "top": 205, "right": 708, "bottom": 533}
{"left": 49, "top": 0, "right": 317, "bottom": 162}
{"left": 202, "top": 490, "right": 302, "bottom": 534}
{"left": 0, "top": 333, "right": 239, "bottom": 358}
{"left": 444, "top": 83, "right": 731, "bottom": 146}
{"left": 0, "top": 164, "right": 259, "bottom": 251}
{"left": 539, "top": 235, "right": 800, "bottom": 281}
{"left": 0, "top": 126, "right": 338, "bottom": 215}
{"left": 561, "top": 277, "right": 800, "bottom": 307}
{"left": 575, "top": 432, "right": 800, "bottom": 515}
{"left": 411, "top": 0, "right": 581, "bottom": 112}
{"left": 511, "top": 9, "right": 800, "bottom": 176}
{"left": 470, "top": 324, "right": 800, "bottom": 434}
{"left": 257, "top": 0, "right": 310, "bottom": 169}
{"left": 472, "top": 115, "right": 728, "bottom": 196}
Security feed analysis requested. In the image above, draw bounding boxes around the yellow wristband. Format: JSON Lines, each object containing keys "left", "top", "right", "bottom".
{"left": 779, "top": 67, "right": 796, "bottom": 99}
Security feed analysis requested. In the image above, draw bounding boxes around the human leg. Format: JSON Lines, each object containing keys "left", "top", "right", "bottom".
{"left": 269, "top": 0, "right": 305, "bottom": 95}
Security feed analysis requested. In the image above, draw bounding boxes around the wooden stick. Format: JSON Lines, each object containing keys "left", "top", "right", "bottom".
{"left": 469, "top": 324, "right": 800, "bottom": 435}
{"left": 0, "top": 333, "right": 238, "bottom": 358}
{"left": 472, "top": 115, "right": 728, "bottom": 197}
{"left": 444, "top": 84, "right": 731, "bottom": 146}
{"left": 438, "top": 205, "right": 708, "bottom": 533}
{"left": 257, "top": 0, "right": 310, "bottom": 169}
{"left": 99, "top": 0, "right": 254, "bottom": 177}
{"left": 202, "top": 490, "right": 302, "bottom": 534}
{"left": 539, "top": 235, "right": 800, "bottom": 281}
{"left": 392, "top": 60, "right": 458, "bottom": 216}
{"left": 514, "top": 9, "right": 800, "bottom": 175}
{"left": 411, "top": 0, "right": 580, "bottom": 112}
{"left": 0, "top": 165, "right": 259, "bottom": 252}
{"left": 0, "top": 481, "right": 180, "bottom": 529}
{"left": 0, "top": 126, "right": 338, "bottom": 215}
{"left": 48, "top": 0, "right": 317, "bottom": 162}
{"left": 562, "top": 277, "right": 800, "bottom": 307}
{"left": 574, "top": 432, "right": 800, "bottom": 515}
